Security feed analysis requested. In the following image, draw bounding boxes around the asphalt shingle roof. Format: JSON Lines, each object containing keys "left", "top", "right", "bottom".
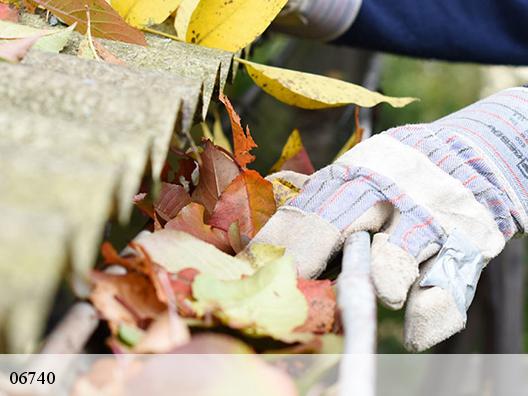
{"left": 0, "top": 15, "right": 236, "bottom": 351}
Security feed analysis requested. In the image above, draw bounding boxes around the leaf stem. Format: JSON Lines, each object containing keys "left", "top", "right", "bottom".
{"left": 84, "top": 5, "right": 101, "bottom": 61}
{"left": 142, "top": 27, "right": 184, "bottom": 42}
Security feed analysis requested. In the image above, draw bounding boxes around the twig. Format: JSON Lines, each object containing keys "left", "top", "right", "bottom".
{"left": 40, "top": 302, "right": 99, "bottom": 354}
{"left": 142, "top": 27, "right": 184, "bottom": 42}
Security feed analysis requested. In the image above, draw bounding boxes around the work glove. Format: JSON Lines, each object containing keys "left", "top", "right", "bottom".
{"left": 251, "top": 87, "right": 528, "bottom": 351}
{"left": 273, "top": 0, "right": 362, "bottom": 41}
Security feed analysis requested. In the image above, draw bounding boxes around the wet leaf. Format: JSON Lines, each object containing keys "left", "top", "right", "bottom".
{"left": 166, "top": 202, "right": 232, "bottom": 252}
{"left": 34, "top": 0, "right": 147, "bottom": 45}
{"left": 192, "top": 254, "right": 309, "bottom": 341}
{"left": 209, "top": 170, "right": 276, "bottom": 239}
{"left": 238, "top": 58, "right": 418, "bottom": 109}
{"left": 270, "top": 129, "right": 315, "bottom": 175}
{"left": 191, "top": 140, "right": 240, "bottom": 215}
{"left": 90, "top": 271, "right": 166, "bottom": 333}
{"left": 111, "top": 0, "right": 182, "bottom": 28}
{"left": 186, "top": 0, "right": 287, "bottom": 52}
{"left": 219, "top": 93, "right": 256, "bottom": 168}
{"left": 135, "top": 229, "right": 255, "bottom": 280}
{"left": 295, "top": 279, "right": 336, "bottom": 334}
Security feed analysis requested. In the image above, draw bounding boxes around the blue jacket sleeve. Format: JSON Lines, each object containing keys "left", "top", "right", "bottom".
{"left": 335, "top": 0, "right": 528, "bottom": 65}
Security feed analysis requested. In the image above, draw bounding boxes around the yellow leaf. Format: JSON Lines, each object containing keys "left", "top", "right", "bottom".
{"left": 173, "top": 0, "right": 199, "bottom": 39}
{"left": 212, "top": 107, "right": 232, "bottom": 153}
{"left": 201, "top": 121, "right": 214, "bottom": 141}
{"left": 238, "top": 59, "right": 418, "bottom": 109}
{"left": 270, "top": 178, "right": 300, "bottom": 206}
{"left": 271, "top": 129, "right": 303, "bottom": 172}
{"left": 270, "top": 128, "right": 314, "bottom": 174}
{"left": 111, "top": 0, "right": 182, "bottom": 28}
{"left": 186, "top": 0, "right": 288, "bottom": 52}
{"left": 199, "top": 109, "right": 232, "bottom": 153}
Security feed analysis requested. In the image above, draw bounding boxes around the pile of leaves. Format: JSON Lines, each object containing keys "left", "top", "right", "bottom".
{"left": 0, "top": 1, "right": 417, "bottom": 392}
{"left": 89, "top": 94, "right": 340, "bottom": 356}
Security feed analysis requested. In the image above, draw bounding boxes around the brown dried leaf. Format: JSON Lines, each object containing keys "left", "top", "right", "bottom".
{"left": 219, "top": 93, "right": 257, "bottom": 168}
{"left": 34, "top": 0, "right": 147, "bottom": 45}
{"left": 93, "top": 38, "right": 125, "bottom": 64}
{"left": 191, "top": 140, "right": 240, "bottom": 215}
{"left": 90, "top": 271, "right": 166, "bottom": 333}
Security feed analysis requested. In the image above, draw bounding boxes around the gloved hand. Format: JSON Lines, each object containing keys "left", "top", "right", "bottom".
{"left": 251, "top": 87, "right": 528, "bottom": 351}
{"left": 273, "top": 0, "right": 362, "bottom": 41}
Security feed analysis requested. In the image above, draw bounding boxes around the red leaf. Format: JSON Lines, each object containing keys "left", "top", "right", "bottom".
{"left": 154, "top": 183, "right": 191, "bottom": 222}
{"left": 34, "top": 0, "right": 147, "bottom": 45}
{"left": 101, "top": 242, "right": 199, "bottom": 317}
{"left": 219, "top": 94, "right": 257, "bottom": 168}
{"left": 171, "top": 155, "right": 197, "bottom": 188}
{"left": 295, "top": 279, "right": 336, "bottom": 334}
{"left": 280, "top": 148, "right": 315, "bottom": 175}
{"left": 0, "top": 35, "right": 40, "bottom": 63}
{"left": 165, "top": 202, "right": 232, "bottom": 253}
{"left": 168, "top": 268, "right": 199, "bottom": 317}
{"left": 209, "top": 170, "right": 276, "bottom": 239}
{"left": 0, "top": 4, "right": 19, "bottom": 22}
{"left": 191, "top": 140, "right": 240, "bottom": 216}
{"left": 270, "top": 129, "right": 315, "bottom": 175}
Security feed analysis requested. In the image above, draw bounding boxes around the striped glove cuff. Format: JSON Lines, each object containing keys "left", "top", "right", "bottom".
{"left": 431, "top": 87, "right": 528, "bottom": 233}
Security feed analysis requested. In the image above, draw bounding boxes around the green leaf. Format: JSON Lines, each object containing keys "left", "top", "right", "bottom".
{"left": 118, "top": 323, "right": 145, "bottom": 347}
{"left": 192, "top": 254, "right": 309, "bottom": 341}
{"left": 0, "top": 20, "right": 76, "bottom": 53}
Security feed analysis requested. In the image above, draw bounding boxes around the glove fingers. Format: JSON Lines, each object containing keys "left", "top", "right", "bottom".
{"left": 371, "top": 205, "right": 444, "bottom": 310}
{"left": 370, "top": 232, "right": 420, "bottom": 310}
{"left": 403, "top": 257, "right": 465, "bottom": 352}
